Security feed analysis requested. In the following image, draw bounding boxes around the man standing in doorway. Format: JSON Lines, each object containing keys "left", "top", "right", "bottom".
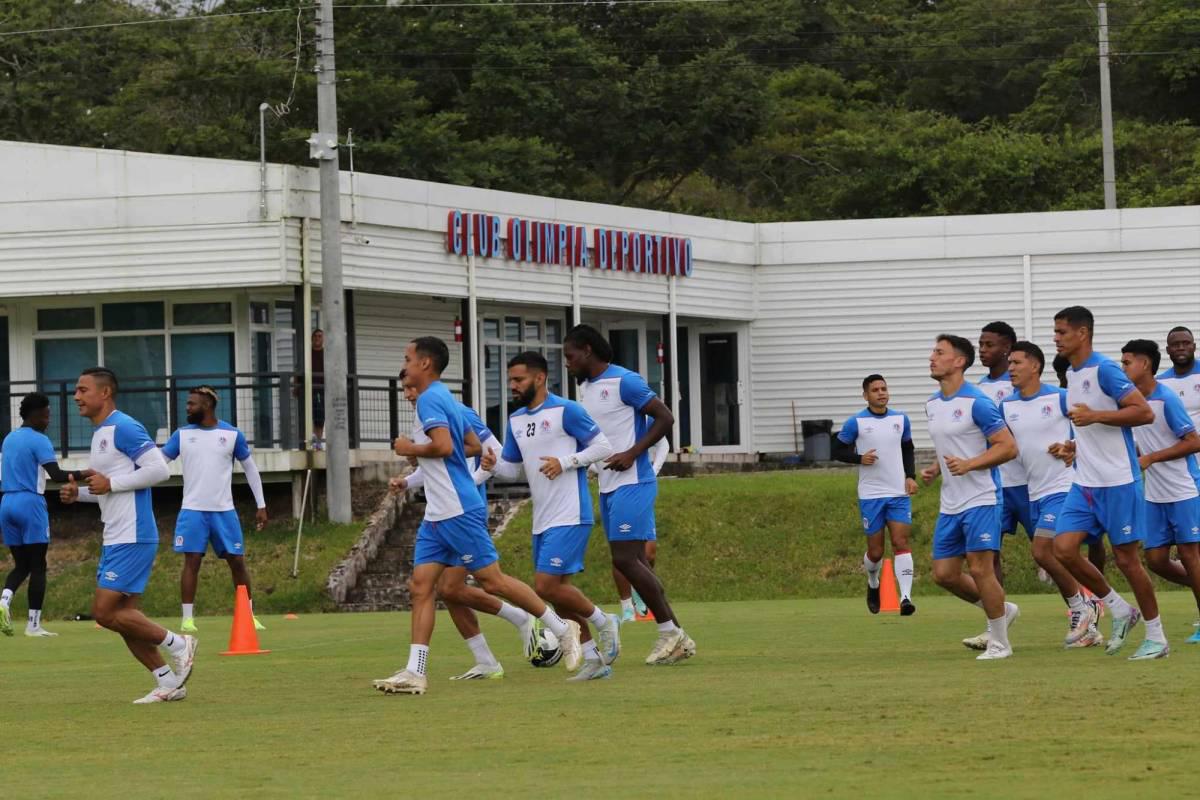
{"left": 311, "top": 329, "right": 325, "bottom": 450}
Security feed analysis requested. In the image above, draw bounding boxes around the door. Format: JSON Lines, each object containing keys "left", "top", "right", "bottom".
{"left": 608, "top": 327, "right": 641, "bottom": 373}
{"left": 676, "top": 326, "right": 691, "bottom": 448}
{"left": 699, "top": 333, "right": 740, "bottom": 447}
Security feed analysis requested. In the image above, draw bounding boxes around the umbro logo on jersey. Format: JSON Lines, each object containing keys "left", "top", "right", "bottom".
{"left": 1043, "top": 513, "right": 1056, "bottom": 523}
{"left": 863, "top": 426, "right": 874, "bottom": 434}
{"left": 619, "top": 523, "right": 632, "bottom": 533}
{"left": 188, "top": 437, "right": 197, "bottom": 443}
{"left": 104, "top": 570, "right": 119, "bottom": 581}
{"left": 550, "top": 557, "right": 563, "bottom": 567}
{"left": 461, "top": 554, "right": 474, "bottom": 564}
{"left": 979, "top": 533, "right": 993, "bottom": 542}
{"left": 1008, "top": 413, "right": 1019, "bottom": 422}
{"left": 1121, "top": 525, "right": 1132, "bottom": 535}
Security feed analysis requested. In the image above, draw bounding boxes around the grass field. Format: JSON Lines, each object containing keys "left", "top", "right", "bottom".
{"left": 4, "top": 592, "right": 1198, "bottom": 799}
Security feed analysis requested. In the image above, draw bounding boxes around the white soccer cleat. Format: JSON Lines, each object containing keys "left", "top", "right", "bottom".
{"left": 133, "top": 685, "right": 188, "bottom": 704}
{"left": 449, "top": 663, "right": 504, "bottom": 681}
{"left": 24, "top": 626, "right": 58, "bottom": 637}
{"left": 170, "top": 635, "right": 198, "bottom": 687}
{"left": 645, "top": 629, "right": 688, "bottom": 665}
{"left": 675, "top": 633, "right": 697, "bottom": 662}
{"left": 559, "top": 621, "right": 582, "bottom": 671}
{"left": 373, "top": 669, "right": 428, "bottom": 695}
{"left": 1067, "top": 624, "right": 1104, "bottom": 649}
{"left": 519, "top": 614, "right": 538, "bottom": 661}
{"left": 976, "top": 641, "right": 1013, "bottom": 660}
{"left": 1065, "top": 601, "right": 1099, "bottom": 646}
{"left": 595, "top": 613, "right": 622, "bottom": 665}
{"left": 566, "top": 660, "right": 613, "bottom": 682}
{"left": 962, "top": 630, "right": 990, "bottom": 651}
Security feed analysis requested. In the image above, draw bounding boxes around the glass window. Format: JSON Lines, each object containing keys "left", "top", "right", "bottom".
{"left": 504, "top": 316, "right": 520, "bottom": 342}
{"left": 547, "top": 349, "right": 564, "bottom": 396}
{"left": 174, "top": 302, "right": 232, "bottom": 326}
{"left": 38, "top": 307, "right": 95, "bottom": 332}
{"left": 483, "top": 318, "right": 500, "bottom": 340}
{"left": 485, "top": 345, "right": 503, "bottom": 437}
{"left": 102, "top": 302, "right": 164, "bottom": 331}
{"left": 646, "top": 327, "right": 664, "bottom": 395}
{"left": 172, "top": 333, "right": 234, "bottom": 427}
{"left": 104, "top": 335, "right": 167, "bottom": 438}
{"left": 250, "top": 301, "right": 271, "bottom": 326}
{"left": 36, "top": 338, "right": 98, "bottom": 450}
{"left": 524, "top": 320, "right": 542, "bottom": 342}
{"left": 546, "top": 319, "right": 562, "bottom": 344}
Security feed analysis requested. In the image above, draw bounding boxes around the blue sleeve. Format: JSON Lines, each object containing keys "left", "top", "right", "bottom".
{"left": 162, "top": 430, "right": 180, "bottom": 460}
{"left": 1097, "top": 359, "right": 1136, "bottom": 402}
{"left": 463, "top": 407, "right": 493, "bottom": 441}
{"left": 618, "top": 371, "right": 657, "bottom": 412}
{"left": 1163, "top": 393, "right": 1196, "bottom": 439}
{"left": 34, "top": 433, "right": 56, "bottom": 465}
{"left": 971, "top": 396, "right": 1006, "bottom": 437}
{"left": 901, "top": 415, "right": 912, "bottom": 443}
{"left": 114, "top": 417, "right": 155, "bottom": 460}
{"left": 1058, "top": 388, "right": 1069, "bottom": 417}
{"left": 233, "top": 430, "right": 251, "bottom": 461}
{"left": 562, "top": 401, "right": 601, "bottom": 445}
{"left": 836, "top": 416, "right": 858, "bottom": 444}
{"left": 501, "top": 418, "right": 522, "bottom": 463}
{"left": 416, "top": 393, "right": 449, "bottom": 433}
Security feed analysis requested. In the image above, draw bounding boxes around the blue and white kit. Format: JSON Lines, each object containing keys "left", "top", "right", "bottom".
{"left": 999, "top": 383, "right": 1075, "bottom": 538}
{"left": 837, "top": 408, "right": 913, "bottom": 534}
{"left": 0, "top": 426, "right": 55, "bottom": 546}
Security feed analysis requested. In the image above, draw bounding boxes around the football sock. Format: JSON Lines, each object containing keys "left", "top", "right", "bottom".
{"left": 182, "top": 603, "right": 194, "bottom": 619}
{"left": 538, "top": 608, "right": 569, "bottom": 638}
{"left": 582, "top": 639, "right": 601, "bottom": 662}
{"left": 0, "top": 588, "right": 11, "bottom": 610}
{"left": 1065, "top": 593, "right": 1088, "bottom": 612}
{"left": 988, "top": 612, "right": 1009, "bottom": 648}
{"left": 894, "top": 551, "right": 914, "bottom": 599}
{"left": 496, "top": 601, "right": 527, "bottom": 628}
{"left": 1145, "top": 616, "right": 1166, "bottom": 644}
{"left": 656, "top": 620, "right": 680, "bottom": 635}
{"left": 153, "top": 665, "right": 181, "bottom": 689}
{"left": 586, "top": 605, "right": 608, "bottom": 627}
{"left": 28, "top": 609, "right": 41, "bottom": 628}
{"left": 465, "top": 634, "right": 499, "bottom": 668}
{"left": 407, "top": 644, "right": 430, "bottom": 676}
{"left": 1102, "top": 590, "right": 1134, "bottom": 619}
{"left": 160, "top": 631, "right": 187, "bottom": 655}
{"left": 863, "top": 554, "right": 882, "bottom": 589}
{"left": 619, "top": 597, "right": 634, "bottom": 616}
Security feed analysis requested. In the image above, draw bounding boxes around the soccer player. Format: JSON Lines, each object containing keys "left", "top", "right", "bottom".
{"left": 613, "top": 437, "right": 669, "bottom": 623}
{"left": 162, "top": 386, "right": 268, "bottom": 633}
{"left": 1050, "top": 306, "right": 1164, "bottom": 660}
{"left": 1001, "top": 342, "right": 1102, "bottom": 647}
{"left": 480, "top": 351, "right": 622, "bottom": 681}
{"left": 373, "top": 337, "right": 577, "bottom": 695}
{"left": 1122, "top": 339, "right": 1200, "bottom": 646}
{"left": 832, "top": 374, "right": 918, "bottom": 616}
{"left": 1053, "top": 352, "right": 1108, "bottom": 577}
{"left": 0, "top": 392, "right": 87, "bottom": 637}
{"left": 1158, "top": 326, "right": 1200, "bottom": 428}
{"left": 59, "top": 367, "right": 197, "bottom": 703}
{"left": 564, "top": 324, "right": 696, "bottom": 666}
{"left": 389, "top": 370, "right": 538, "bottom": 680}
{"left": 921, "top": 334, "right": 1019, "bottom": 660}
{"left": 978, "top": 321, "right": 1028, "bottom": 560}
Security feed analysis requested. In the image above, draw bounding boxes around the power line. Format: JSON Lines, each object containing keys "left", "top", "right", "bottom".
{"left": 0, "top": 7, "right": 306, "bottom": 39}
{"left": 333, "top": 0, "right": 734, "bottom": 8}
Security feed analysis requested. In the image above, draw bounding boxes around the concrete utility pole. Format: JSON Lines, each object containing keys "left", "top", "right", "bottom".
{"left": 1098, "top": 2, "right": 1117, "bottom": 209}
{"left": 310, "top": 0, "right": 352, "bottom": 523}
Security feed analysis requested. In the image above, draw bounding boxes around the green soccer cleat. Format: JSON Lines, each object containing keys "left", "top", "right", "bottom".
{"left": 620, "top": 606, "right": 634, "bottom": 624}
{"left": 449, "top": 663, "right": 504, "bottom": 680}
{"left": 631, "top": 590, "right": 648, "bottom": 617}
{"left": 1128, "top": 639, "right": 1169, "bottom": 661}
{"left": 1186, "top": 628, "right": 1200, "bottom": 644}
{"left": 180, "top": 617, "right": 198, "bottom": 633}
{"left": 0, "top": 606, "right": 12, "bottom": 637}
{"left": 252, "top": 616, "right": 266, "bottom": 632}
{"left": 1106, "top": 608, "right": 1141, "bottom": 655}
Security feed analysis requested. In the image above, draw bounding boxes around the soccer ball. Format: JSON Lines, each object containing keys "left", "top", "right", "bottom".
{"left": 530, "top": 628, "right": 563, "bottom": 668}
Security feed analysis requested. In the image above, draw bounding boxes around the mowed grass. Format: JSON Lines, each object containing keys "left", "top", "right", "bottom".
{"left": 4, "top": 593, "right": 1198, "bottom": 799}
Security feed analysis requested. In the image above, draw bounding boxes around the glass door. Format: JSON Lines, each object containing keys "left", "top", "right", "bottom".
{"left": 699, "top": 332, "right": 740, "bottom": 447}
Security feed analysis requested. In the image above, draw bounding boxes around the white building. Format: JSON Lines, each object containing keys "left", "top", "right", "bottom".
{"left": 2, "top": 139, "right": 1199, "bottom": 476}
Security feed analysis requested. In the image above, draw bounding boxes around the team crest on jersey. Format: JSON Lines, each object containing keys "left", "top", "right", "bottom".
{"left": 175, "top": 535, "right": 184, "bottom": 546}
{"left": 1193, "top": 384, "right": 1200, "bottom": 394}
{"left": 99, "top": 438, "right": 108, "bottom": 452}
{"left": 541, "top": 420, "right": 551, "bottom": 432}
{"left": 952, "top": 409, "right": 964, "bottom": 421}
{"left": 600, "top": 389, "right": 610, "bottom": 400}
{"left": 219, "top": 436, "right": 227, "bottom": 445}
{"left": 893, "top": 423, "right": 901, "bottom": 433}
{"left": 995, "top": 388, "right": 1007, "bottom": 400}
{"left": 1081, "top": 379, "right": 1092, "bottom": 393}
{"left": 1041, "top": 404, "right": 1053, "bottom": 418}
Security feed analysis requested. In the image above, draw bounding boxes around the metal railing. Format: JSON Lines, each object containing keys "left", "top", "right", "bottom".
{"left": 2, "top": 373, "right": 463, "bottom": 458}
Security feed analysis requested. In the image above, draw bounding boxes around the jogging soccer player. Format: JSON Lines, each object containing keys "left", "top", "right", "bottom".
{"left": 1122, "top": 339, "right": 1200, "bottom": 646}
{"left": 162, "top": 386, "right": 268, "bottom": 633}
{"left": 1050, "top": 306, "right": 1165, "bottom": 660}
{"left": 832, "top": 374, "right": 918, "bottom": 616}
{"left": 389, "top": 369, "right": 539, "bottom": 681}
{"left": 59, "top": 367, "right": 197, "bottom": 703}
{"left": 1002, "top": 342, "right": 1102, "bottom": 647}
{"left": 921, "top": 334, "right": 1020, "bottom": 660}
{"left": 479, "top": 350, "right": 622, "bottom": 681}
{"left": 1053, "top": 352, "right": 1108, "bottom": 577}
{"left": 0, "top": 392, "right": 88, "bottom": 637}
{"left": 564, "top": 324, "right": 695, "bottom": 666}
{"left": 373, "top": 337, "right": 576, "bottom": 695}
{"left": 1159, "top": 326, "right": 1200, "bottom": 428}
{"left": 613, "top": 438, "right": 669, "bottom": 623}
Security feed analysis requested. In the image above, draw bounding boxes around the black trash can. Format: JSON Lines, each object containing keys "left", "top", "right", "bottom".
{"left": 801, "top": 419, "right": 833, "bottom": 463}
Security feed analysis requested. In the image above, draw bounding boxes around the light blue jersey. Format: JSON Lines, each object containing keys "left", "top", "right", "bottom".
{"left": 1135, "top": 383, "right": 1200, "bottom": 503}
{"left": 1157, "top": 361, "right": 1200, "bottom": 429}
{"left": 1067, "top": 352, "right": 1139, "bottom": 488}
{"left": 460, "top": 402, "right": 498, "bottom": 505}
{"left": 837, "top": 408, "right": 911, "bottom": 499}
{"left": 978, "top": 371, "right": 1027, "bottom": 488}
{"left": 90, "top": 410, "right": 159, "bottom": 545}
{"left": 925, "top": 383, "right": 1006, "bottom": 514}
{"left": 579, "top": 364, "right": 657, "bottom": 494}
{"left": 413, "top": 381, "right": 486, "bottom": 522}
{"left": 1, "top": 426, "right": 55, "bottom": 494}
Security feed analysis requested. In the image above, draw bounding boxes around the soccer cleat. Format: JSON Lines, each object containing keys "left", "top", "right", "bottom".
{"left": 24, "top": 626, "right": 58, "bottom": 637}
{"left": 449, "top": 663, "right": 504, "bottom": 680}
{"left": 558, "top": 621, "right": 582, "bottom": 671}
{"left": 867, "top": 584, "right": 881, "bottom": 614}
{"left": 567, "top": 660, "right": 613, "bottom": 681}
{"left": 595, "top": 613, "right": 622, "bottom": 665}
{"left": 1066, "top": 625, "right": 1104, "bottom": 649}
{"left": 170, "top": 635, "right": 198, "bottom": 687}
{"left": 0, "top": 606, "right": 12, "bottom": 637}
{"left": 674, "top": 633, "right": 697, "bottom": 662}
{"left": 620, "top": 606, "right": 635, "bottom": 624}
{"left": 1128, "top": 639, "right": 1170, "bottom": 661}
{"left": 645, "top": 629, "right": 687, "bottom": 665}
{"left": 252, "top": 616, "right": 266, "bottom": 632}
{"left": 976, "top": 641, "right": 1013, "bottom": 660}
{"left": 962, "top": 630, "right": 990, "bottom": 651}
{"left": 180, "top": 617, "right": 198, "bottom": 633}
{"left": 373, "top": 669, "right": 428, "bottom": 695}
{"left": 1106, "top": 608, "right": 1142, "bottom": 656}
{"left": 519, "top": 614, "right": 539, "bottom": 661}
{"left": 133, "top": 686, "right": 188, "bottom": 704}
{"left": 900, "top": 598, "right": 916, "bottom": 616}
{"left": 631, "top": 590, "right": 648, "bottom": 618}
{"left": 1186, "top": 628, "right": 1200, "bottom": 644}
{"left": 1065, "top": 601, "right": 1099, "bottom": 646}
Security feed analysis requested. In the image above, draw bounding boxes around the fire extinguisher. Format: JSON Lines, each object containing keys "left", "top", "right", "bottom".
{"left": 454, "top": 316, "right": 463, "bottom": 343}
{"left": 656, "top": 341, "right": 664, "bottom": 364}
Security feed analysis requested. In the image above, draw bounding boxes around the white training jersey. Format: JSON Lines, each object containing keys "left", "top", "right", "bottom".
{"left": 162, "top": 421, "right": 252, "bottom": 512}
{"left": 1066, "top": 352, "right": 1140, "bottom": 489}
{"left": 1157, "top": 362, "right": 1200, "bottom": 430}
{"left": 501, "top": 393, "right": 602, "bottom": 535}
{"left": 579, "top": 364, "right": 657, "bottom": 495}
{"left": 978, "top": 372, "right": 1028, "bottom": 488}
{"left": 836, "top": 408, "right": 911, "bottom": 499}
{"left": 926, "top": 383, "right": 1005, "bottom": 515}
{"left": 90, "top": 410, "right": 160, "bottom": 546}
{"left": 1135, "top": 383, "right": 1200, "bottom": 503}
{"left": 1000, "top": 384, "right": 1075, "bottom": 501}
{"left": 413, "top": 381, "right": 486, "bottom": 522}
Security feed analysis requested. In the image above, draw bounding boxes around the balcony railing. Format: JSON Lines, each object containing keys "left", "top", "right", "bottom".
{"left": 4, "top": 373, "right": 462, "bottom": 459}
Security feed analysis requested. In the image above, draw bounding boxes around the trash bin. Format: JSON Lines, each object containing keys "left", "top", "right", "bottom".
{"left": 801, "top": 419, "right": 833, "bottom": 463}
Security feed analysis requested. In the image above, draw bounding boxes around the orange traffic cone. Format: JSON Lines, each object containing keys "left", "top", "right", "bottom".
{"left": 879, "top": 558, "right": 901, "bottom": 614}
{"left": 221, "top": 585, "right": 270, "bottom": 656}
{"left": 635, "top": 608, "right": 656, "bottom": 622}
{"left": 284, "top": 613, "right": 299, "bottom": 620}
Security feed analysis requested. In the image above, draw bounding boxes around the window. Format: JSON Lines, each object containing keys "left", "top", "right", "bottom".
{"left": 102, "top": 301, "right": 164, "bottom": 331}
{"left": 482, "top": 313, "right": 567, "bottom": 437}
{"left": 250, "top": 301, "right": 271, "bottom": 326}
{"left": 174, "top": 302, "right": 232, "bottom": 326}
{"left": 36, "top": 338, "right": 98, "bottom": 450}
{"left": 38, "top": 307, "right": 95, "bottom": 332}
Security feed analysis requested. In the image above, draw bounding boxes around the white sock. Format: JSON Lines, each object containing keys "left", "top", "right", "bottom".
{"left": 894, "top": 552, "right": 914, "bottom": 600}
{"left": 863, "top": 554, "right": 882, "bottom": 589}
{"left": 988, "top": 613, "right": 1009, "bottom": 647}
{"left": 1065, "top": 593, "right": 1088, "bottom": 612}
{"left": 496, "top": 601, "right": 527, "bottom": 628}
{"left": 160, "top": 631, "right": 187, "bottom": 655}
{"left": 656, "top": 620, "right": 680, "bottom": 634}
{"left": 182, "top": 603, "right": 194, "bottom": 619}
{"left": 1102, "top": 589, "right": 1134, "bottom": 618}
{"left": 28, "top": 609, "right": 41, "bottom": 628}
{"left": 465, "top": 634, "right": 499, "bottom": 668}
{"left": 153, "top": 664, "right": 181, "bottom": 689}
{"left": 1145, "top": 616, "right": 1167, "bottom": 644}
{"left": 0, "top": 588, "right": 11, "bottom": 610}
{"left": 620, "top": 597, "right": 634, "bottom": 615}
{"left": 406, "top": 644, "right": 430, "bottom": 676}
{"left": 538, "top": 608, "right": 569, "bottom": 638}
{"left": 582, "top": 639, "right": 601, "bottom": 662}
{"left": 586, "top": 605, "right": 608, "bottom": 627}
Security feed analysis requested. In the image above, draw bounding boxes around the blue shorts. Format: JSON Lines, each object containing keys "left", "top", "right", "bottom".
{"left": 858, "top": 497, "right": 911, "bottom": 534}
{"left": 932, "top": 505, "right": 1001, "bottom": 559}
{"left": 1056, "top": 483, "right": 1143, "bottom": 546}
{"left": 173, "top": 509, "right": 244, "bottom": 557}
{"left": 97, "top": 543, "right": 157, "bottom": 595}
{"left": 1144, "top": 496, "right": 1200, "bottom": 550}
{"left": 532, "top": 524, "right": 592, "bottom": 575}
{"left": 1000, "top": 484, "right": 1033, "bottom": 537}
{"left": 600, "top": 483, "right": 657, "bottom": 542}
{"left": 1030, "top": 492, "right": 1068, "bottom": 539}
{"left": 413, "top": 507, "right": 498, "bottom": 571}
{"left": 1, "top": 492, "right": 49, "bottom": 547}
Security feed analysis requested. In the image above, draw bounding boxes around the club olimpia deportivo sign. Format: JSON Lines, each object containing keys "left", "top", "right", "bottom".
{"left": 446, "top": 210, "right": 694, "bottom": 277}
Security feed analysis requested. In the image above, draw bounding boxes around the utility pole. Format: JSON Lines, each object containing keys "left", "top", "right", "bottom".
{"left": 1098, "top": 2, "right": 1117, "bottom": 209}
{"left": 309, "top": 0, "right": 352, "bottom": 523}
